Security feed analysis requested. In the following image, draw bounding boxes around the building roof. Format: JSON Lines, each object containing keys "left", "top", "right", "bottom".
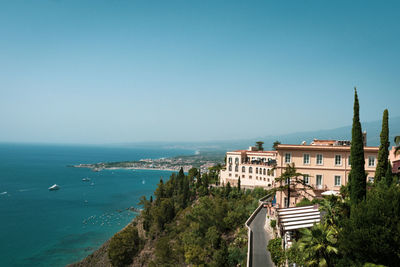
{"left": 277, "top": 205, "right": 321, "bottom": 231}
{"left": 226, "top": 150, "right": 277, "bottom": 155}
{"left": 276, "top": 144, "right": 379, "bottom": 152}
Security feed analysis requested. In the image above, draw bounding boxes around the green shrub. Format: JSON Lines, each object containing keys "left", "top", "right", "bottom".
{"left": 108, "top": 224, "right": 142, "bottom": 267}
{"left": 270, "top": 219, "right": 276, "bottom": 228}
{"left": 267, "top": 238, "right": 285, "bottom": 266}
{"left": 296, "top": 197, "right": 312, "bottom": 207}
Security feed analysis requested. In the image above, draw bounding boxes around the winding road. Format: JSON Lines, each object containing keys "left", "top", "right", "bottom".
{"left": 249, "top": 207, "right": 274, "bottom": 267}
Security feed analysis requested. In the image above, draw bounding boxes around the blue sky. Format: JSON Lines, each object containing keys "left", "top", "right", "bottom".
{"left": 0, "top": 0, "right": 399, "bottom": 144}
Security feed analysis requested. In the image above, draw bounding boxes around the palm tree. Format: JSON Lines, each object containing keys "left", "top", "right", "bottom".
{"left": 319, "top": 195, "right": 349, "bottom": 231}
{"left": 296, "top": 223, "right": 338, "bottom": 267}
{"left": 395, "top": 136, "right": 400, "bottom": 155}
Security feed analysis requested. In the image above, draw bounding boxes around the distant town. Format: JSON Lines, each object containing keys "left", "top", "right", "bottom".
{"left": 72, "top": 151, "right": 225, "bottom": 173}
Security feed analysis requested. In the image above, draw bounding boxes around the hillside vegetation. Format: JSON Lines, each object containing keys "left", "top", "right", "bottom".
{"left": 71, "top": 166, "right": 267, "bottom": 267}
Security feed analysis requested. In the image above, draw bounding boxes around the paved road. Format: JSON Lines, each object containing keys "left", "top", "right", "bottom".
{"left": 249, "top": 207, "right": 274, "bottom": 267}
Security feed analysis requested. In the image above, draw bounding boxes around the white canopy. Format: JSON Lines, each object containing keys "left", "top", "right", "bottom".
{"left": 321, "top": 190, "right": 339, "bottom": 196}
{"left": 277, "top": 205, "right": 321, "bottom": 231}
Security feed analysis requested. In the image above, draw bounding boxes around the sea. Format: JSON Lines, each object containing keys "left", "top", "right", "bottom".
{"left": 0, "top": 143, "right": 192, "bottom": 267}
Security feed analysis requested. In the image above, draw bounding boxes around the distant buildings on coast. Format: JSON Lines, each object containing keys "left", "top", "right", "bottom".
{"left": 220, "top": 135, "right": 399, "bottom": 208}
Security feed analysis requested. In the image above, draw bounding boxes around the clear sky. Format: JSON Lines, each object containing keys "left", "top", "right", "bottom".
{"left": 0, "top": 0, "right": 399, "bottom": 144}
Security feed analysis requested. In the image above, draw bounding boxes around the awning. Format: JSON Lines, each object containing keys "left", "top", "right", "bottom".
{"left": 277, "top": 205, "right": 321, "bottom": 231}
{"left": 321, "top": 190, "right": 339, "bottom": 196}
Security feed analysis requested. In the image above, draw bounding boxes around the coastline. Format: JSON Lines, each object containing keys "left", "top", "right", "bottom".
{"left": 103, "top": 167, "right": 181, "bottom": 172}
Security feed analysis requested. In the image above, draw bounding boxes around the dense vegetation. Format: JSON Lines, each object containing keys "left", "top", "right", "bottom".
{"left": 108, "top": 224, "right": 143, "bottom": 267}
{"left": 108, "top": 167, "right": 267, "bottom": 266}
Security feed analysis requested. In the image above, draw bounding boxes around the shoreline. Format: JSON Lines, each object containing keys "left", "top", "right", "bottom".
{"left": 104, "top": 167, "right": 180, "bottom": 172}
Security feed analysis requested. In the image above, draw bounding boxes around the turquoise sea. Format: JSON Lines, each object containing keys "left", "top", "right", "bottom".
{"left": 0, "top": 143, "right": 192, "bottom": 267}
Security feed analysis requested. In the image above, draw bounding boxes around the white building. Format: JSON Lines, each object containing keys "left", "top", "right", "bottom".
{"left": 220, "top": 146, "right": 277, "bottom": 189}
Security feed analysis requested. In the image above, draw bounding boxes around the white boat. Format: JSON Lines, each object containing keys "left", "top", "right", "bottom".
{"left": 82, "top": 177, "right": 91, "bottom": 182}
{"left": 48, "top": 184, "right": 60, "bottom": 191}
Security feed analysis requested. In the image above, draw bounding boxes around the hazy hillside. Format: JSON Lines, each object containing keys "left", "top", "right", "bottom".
{"left": 117, "top": 116, "right": 400, "bottom": 152}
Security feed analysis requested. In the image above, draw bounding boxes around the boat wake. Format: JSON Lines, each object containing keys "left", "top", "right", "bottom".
{"left": 18, "top": 188, "right": 36, "bottom": 192}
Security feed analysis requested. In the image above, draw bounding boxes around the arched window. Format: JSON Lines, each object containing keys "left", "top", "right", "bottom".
{"left": 249, "top": 167, "right": 253, "bottom": 173}
{"left": 235, "top": 157, "right": 239, "bottom": 164}
{"left": 256, "top": 168, "right": 258, "bottom": 174}
{"left": 242, "top": 166, "right": 246, "bottom": 172}
{"left": 267, "top": 169, "right": 271, "bottom": 176}
{"left": 228, "top": 157, "right": 232, "bottom": 164}
{"left": 263, "top": 168, "right": 266, "bottom": 175}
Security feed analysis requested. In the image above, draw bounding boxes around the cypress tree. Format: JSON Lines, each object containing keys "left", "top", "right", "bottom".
{"left": 385, "top": 161, "right": 393, "bottom": 187}
{"left": 237, "top": 177, "right": 241, "bottom": 192}
{"left": 350, "top": 88, "right": 366, "bottom": 205}
{"left": 375, "top": 109, "right": 389, "bottom": 182}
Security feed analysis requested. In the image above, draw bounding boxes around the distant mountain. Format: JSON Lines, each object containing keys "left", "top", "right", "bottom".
{"left": 226, "top": 116, "right": 400, "bottom": 151}
{"left": 116, "top": 116, "right": 400, "bottom": 152}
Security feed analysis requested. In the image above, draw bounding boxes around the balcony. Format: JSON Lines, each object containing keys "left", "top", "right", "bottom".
{"left": 242, "top": 160, "right": 276, "bottom": 166}
{"left": 311, "top": 184, "right": 328, "bottom": 191}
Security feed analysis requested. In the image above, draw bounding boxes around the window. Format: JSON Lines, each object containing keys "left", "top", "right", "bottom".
{"left": 285, "top": 153, "right": 291, "bottom": 163}
{"left": 229, "top": 173, "right": 231, "bottom": 177}
{"left": 303, "top": 154, "right": 310, "bottom": 165}
{"left": 348, "top": 156, "right": 351, "bottom": 166}
{"left": 249, "top": 175, "right": 252, "bottom": 179}
{"left": 256, "top": 167, "right": 258, "bottom": 174}
{"left": 235, "top": 165, "right": 238, "bottom": 172}
{"left": 242, "top": 175, "right": 245, "bottom": 178}
{"left": 316, "top": 154, "right": 323, "bottom": 165}
{"left": 249, "top": 167, "right": 253, "bottom": 173}
{"left": 335, "top": 155, "right": 342, "bottom": 166}
{"left": 368, "top": 177, "right": 374, "bottom": 183}
{"left": 334, "top": 175, "right": 341, "bottom": 186}
{"left": 235, "top": 157, "right": 239, "bottom": 164}
{"left": 228, "top": 157, "right": 232, "bottom": 164}
{"left": 263, "top": 168, "right": 266, "bottom": 175}
{"left": 316, "top": 175, "right": 322, "bottom": 186}
{"left": 242, "top": 166, "right": 246, "bottom": 172}
{"left": 267, "top": 169, "right": 270, "bottom": 175}
{"left": 303, "top": 174, "right": 310, "bottom": 185}
{"left": 368, "top": 156, "right": 376, "bottom": 167}
{"left": 229, "top": 165, "right": 232, "bottom": 171}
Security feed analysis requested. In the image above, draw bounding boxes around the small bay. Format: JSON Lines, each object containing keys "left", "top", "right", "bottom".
{"left": 0, "top": 143, "right": 192, "bottom": 267}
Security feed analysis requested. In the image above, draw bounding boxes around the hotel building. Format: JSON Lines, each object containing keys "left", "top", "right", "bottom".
{"left": 219, "top": 146, "right": 277, "bottom": 189}
{"left": 389, "top": 146, "right": 400, "bottom": 175}
{"left": 275, "top": 139, "right": 379, "bottom": 208}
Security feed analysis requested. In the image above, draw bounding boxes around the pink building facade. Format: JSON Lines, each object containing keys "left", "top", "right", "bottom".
{"left": 275, "top": 139, "right": 379, "bottom": 208}
{"left": 389, "top": 146, "right": 400, "bottom": 174}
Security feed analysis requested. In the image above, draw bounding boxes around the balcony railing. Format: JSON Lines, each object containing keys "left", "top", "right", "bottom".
{"left": 311, "top": 184, "right": 328, "bottom": 191}
{"left": 242, "top": 160, "right": 276, "bottom": 166}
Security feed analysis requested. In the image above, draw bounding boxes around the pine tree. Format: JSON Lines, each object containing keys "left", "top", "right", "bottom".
{"left": 375, "top": 109, "right": 389, "bottom": 182}
{"left": 350, "top": 88, "right": 366, "bottom": 205}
